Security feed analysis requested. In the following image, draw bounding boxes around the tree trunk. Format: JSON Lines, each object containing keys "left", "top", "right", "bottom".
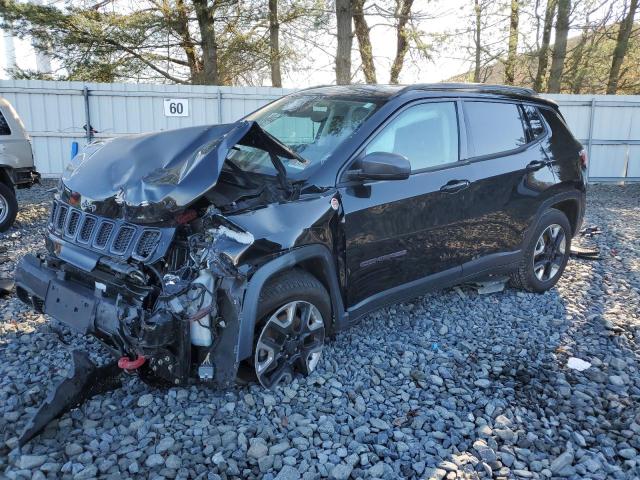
{"left": 192, "top": 0, "right": 218, "bottom": 85}
{"left": 335, "top": 0, "right": 352, "bottom": 85}
{"left": 505, "top": 0, "right": 519, "bottom": 85}
{"left": 473, "top": 0, "right": 482, "bottom": 83}
{"left": 269, "top": 0, "right": 282, "bottom": 87}
{"left": 606, "top": 0, "right": 638, "bottom": 94}
{"left": 174, "top": 0, "right": 201, "bottom": 83}
{"left": 533, "top": 0, "right": 556, "bottom": 92}
{"left": 547, "top": 0, "right": 570, "bottom": 93}
{"left": 389, "top": 0, "right": 414, "bottom": 84}
{"left": 352, "top": 0, "right": 376, "bottom": 83}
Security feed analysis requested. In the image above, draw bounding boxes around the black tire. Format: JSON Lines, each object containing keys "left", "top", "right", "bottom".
{"left": 250, "top": 269, "right": 331, "bottom": 388}
{"left": 0, "top": 182, "right": 18, "bottom": 233}
{"left": 510, "top": 208, "right": 572, "bottom": 293}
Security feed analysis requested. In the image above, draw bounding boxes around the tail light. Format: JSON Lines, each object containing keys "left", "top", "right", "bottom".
{"left": 579, "top": 149, "right": 588, "bottom": 169}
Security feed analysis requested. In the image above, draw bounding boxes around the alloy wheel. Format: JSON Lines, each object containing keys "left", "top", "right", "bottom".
{"left": 533, "top": 223, "right": 566, "bottom": 282}
{"left": 254, "top": 300, "right": 325, "bottom": 389}
{"left": 0, "top": 192, "right": 8, "bottom": 224}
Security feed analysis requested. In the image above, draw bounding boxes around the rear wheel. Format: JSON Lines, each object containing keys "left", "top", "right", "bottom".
{"left": 510, "top": 208, "right": 571, "bottom": 293}
{"left": 0, "top": 182, "right": 18, "bottom": 233}
{"left": 253, "top": 270, "right": 330, "bottom": 389}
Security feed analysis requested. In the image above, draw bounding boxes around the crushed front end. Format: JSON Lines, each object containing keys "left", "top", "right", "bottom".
{"left": 15, "top": 198, "right": 252, "bottom": 388}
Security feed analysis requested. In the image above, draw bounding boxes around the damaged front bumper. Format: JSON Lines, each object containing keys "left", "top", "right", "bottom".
{"left": 15, "top": 247, "right": 246, "bottom": 389}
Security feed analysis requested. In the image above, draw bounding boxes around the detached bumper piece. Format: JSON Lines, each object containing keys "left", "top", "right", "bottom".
{"left": 18, "top": 350, "right": 121, "bottom": 447}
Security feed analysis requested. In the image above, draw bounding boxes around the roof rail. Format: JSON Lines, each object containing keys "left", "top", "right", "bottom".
{"left": 407, "top": 83, "right": 537, "bottom": 97}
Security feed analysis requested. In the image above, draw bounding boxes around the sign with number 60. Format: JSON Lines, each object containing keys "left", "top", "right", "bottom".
{"left": 163, "top": 98, "right": 189, "bottom": 117}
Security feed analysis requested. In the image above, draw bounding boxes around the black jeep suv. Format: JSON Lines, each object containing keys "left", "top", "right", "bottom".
{"left": 15, "top": 83, "right": 586, "bottom": 389}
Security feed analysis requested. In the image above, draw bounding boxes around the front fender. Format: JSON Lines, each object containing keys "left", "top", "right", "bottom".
{"left": 236, "top": 244, "right": 346, "bottom": 362}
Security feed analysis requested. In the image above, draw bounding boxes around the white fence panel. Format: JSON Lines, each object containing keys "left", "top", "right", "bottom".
{"left": 0, "top": 80, "right": 638, "bottom": 182}
{"left": 544, "top": 94, "right": 640, "bottom": 182}
{"left": 0, "top": 80, "right": 293, "bottom": 177}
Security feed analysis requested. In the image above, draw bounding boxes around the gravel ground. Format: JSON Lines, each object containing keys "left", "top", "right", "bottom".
{"left": 1, "top": 183, "right": 639, "bottom": 480}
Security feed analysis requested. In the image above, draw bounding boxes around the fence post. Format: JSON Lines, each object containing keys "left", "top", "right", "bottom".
{"left": 83, "top": 86, "right": 92, "bottom": 143}
{"left": 217, "top": 89, "right": 223, "bottom": 124}
{"left": 586, "top": 97, "right": 596, "bottom": 181}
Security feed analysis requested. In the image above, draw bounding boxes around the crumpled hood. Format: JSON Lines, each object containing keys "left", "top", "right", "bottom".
{"left": 60, "top": 121, "right": 296, "bottom": 224}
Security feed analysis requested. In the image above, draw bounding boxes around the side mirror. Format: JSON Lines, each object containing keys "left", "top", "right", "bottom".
{"left": 351, "top": 152, "right": 411, "bottom": 181}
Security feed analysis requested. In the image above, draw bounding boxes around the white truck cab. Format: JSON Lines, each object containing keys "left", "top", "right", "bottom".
{"left": 0, "top": 97, "right": 40, "bottom": 231}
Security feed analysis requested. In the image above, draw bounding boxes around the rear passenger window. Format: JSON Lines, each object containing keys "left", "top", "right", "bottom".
{"left": 464, "top": 102, "right": 526, "bottom": 157}
{"left": 0, "top": 111, "right": 11, "bottom": 135}
{"left": 523, "top": 105, "right": 545, "bottom": 139}
{"left": 365, "top": 102, "right": 459, "bottom": 171}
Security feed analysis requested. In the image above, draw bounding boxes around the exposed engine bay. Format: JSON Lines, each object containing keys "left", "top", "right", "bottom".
{"left": 13, "top": 119, "right": 343, "bottom": 444}
{"left": 19, "top": 183, "right": 261, "bottom": 389}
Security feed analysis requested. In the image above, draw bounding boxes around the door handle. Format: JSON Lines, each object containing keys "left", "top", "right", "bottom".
{"left": 526, "top": 160, "right": 549, "bottom": 171}
{"left": 440, "top": 179, "right": 470, "bottom": 193}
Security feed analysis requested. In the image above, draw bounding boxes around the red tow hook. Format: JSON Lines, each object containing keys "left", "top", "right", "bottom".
{"left": 118, "top": 355, "right": 146, "bottom": 370}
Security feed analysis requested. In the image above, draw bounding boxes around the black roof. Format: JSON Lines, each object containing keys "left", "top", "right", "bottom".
{"left": 298, "top": 83, "right": 555, "bottom": 107}
{"left": 401, "top": 82, "right": 537, "bottom": 97}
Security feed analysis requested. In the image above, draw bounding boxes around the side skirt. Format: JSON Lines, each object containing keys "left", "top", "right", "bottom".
{"left": 344, "top": 250, "right": 522, "bottom": 327}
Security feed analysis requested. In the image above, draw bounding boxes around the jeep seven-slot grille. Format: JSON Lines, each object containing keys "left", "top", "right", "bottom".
{"left": 65, "top": 210, "right": 81, "bottom": 237}
{"left": 78, "top": 216, "right": 97, "bottom": 243}
{"left": 50, "top": 201, "right": 58, "bottom": 224}
{"left": 48, "top": 200, "right": 165, "bottom": 261}
{"left": 94, "top": 222, "right": 114, "bottom": 249}
{"left": 55, "top": 205, "right": 68, "bottom": 232}
{"left": 135, "top": 230, "right": 161, "bottom": 258}
{"left": 111, "top": 226, "right": 135, "bottom": 254}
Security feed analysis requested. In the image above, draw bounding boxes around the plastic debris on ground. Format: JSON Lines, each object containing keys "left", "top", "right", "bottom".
{"left": 0, "top": 277, "right": 14, "bottom": 297}
{"left": 471, "top": 277, "right": 508, "bottom": 295}
{"left": 579, "top": 225, "right": 602, "bottom": 237}
{"left": 570, "top": 243, "right": 601, "bottom": 260}
{"left": 567, "top": 357, "right": 591, "bottom": 371}
{"left": 571, "top": 227, "right": 601, "bottom": 260}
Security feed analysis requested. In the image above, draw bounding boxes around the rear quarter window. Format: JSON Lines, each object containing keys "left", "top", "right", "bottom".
{"left": 464, "top": 101, "right": 526, "bottom": 157}
{"left": 0, "top": 111, "right": 11, "bottom": 135}
{"left": 523, "top": 105, "right": 546, "bottom": 140}
{"left": 539, "top": 107, "right": 579, "bottom": 146}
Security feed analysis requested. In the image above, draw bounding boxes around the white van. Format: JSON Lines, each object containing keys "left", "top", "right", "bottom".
{"left": 0, "top": 97, "right": 40, "bottom": 231}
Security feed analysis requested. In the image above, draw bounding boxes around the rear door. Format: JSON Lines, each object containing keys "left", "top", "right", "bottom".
{"left": 460, "top": 100, "right": 556, "bottom": 272}
{"left": 339, "top": 100, "right": 473, "bottom": 307}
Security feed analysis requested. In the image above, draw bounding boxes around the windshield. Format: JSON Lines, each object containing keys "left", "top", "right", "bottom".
{"left": 230, "top": 95, "right": 384, "bottom": 178}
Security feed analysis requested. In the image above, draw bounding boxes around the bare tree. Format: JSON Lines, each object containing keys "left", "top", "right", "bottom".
{"left": 269, "top": 0, "right": 282, "bottom": 87}
{"left": 353, "top": 0, "right": 376, "bottom": 83}
{"left": 472, "top": 0, "right": 483, "bottom": 82}
{"left": 547, "top": 0, "right": 570, "bottom": 93}
{"left": 192, "top": 0, "right": 218, "bottom": 85}
{"left": 505, "top": 0, "right": 520, "bottom": 85}
{"left": 533, "top": 0, "right": 556, "bottom": 91}
{"left": 335, "top": 0, "right": 352, "bottom": 84}
{"left": 170, "top": 0, "right": 201, "bottom": 81}
{"left": 607, "top": 0, "right": 638, "bottom": 94}
{"left": 389, "top": 0, "right": 414, "bottom": 84}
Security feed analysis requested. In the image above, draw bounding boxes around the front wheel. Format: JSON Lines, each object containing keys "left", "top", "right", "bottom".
{"left": 0, "top": 182, "right": 18, "bottom": 233}
{"left": 252, "top": 270, "right": 331, "bottom": 389}
{"left": 510, "top": 208, "right": 572, "bottom": 293}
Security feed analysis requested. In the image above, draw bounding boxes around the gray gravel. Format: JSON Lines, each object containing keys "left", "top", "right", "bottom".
{"left": 1, "top": 183, "right": 640, "bottom": 479}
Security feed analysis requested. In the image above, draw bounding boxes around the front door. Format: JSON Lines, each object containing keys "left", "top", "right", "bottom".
{"left": 339, "top": 100, "right": 473, "bottom": 308}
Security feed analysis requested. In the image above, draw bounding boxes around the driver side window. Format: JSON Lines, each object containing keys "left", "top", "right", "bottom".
{"left": 365, "top": 102, "right": 459, "bottom": 171}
